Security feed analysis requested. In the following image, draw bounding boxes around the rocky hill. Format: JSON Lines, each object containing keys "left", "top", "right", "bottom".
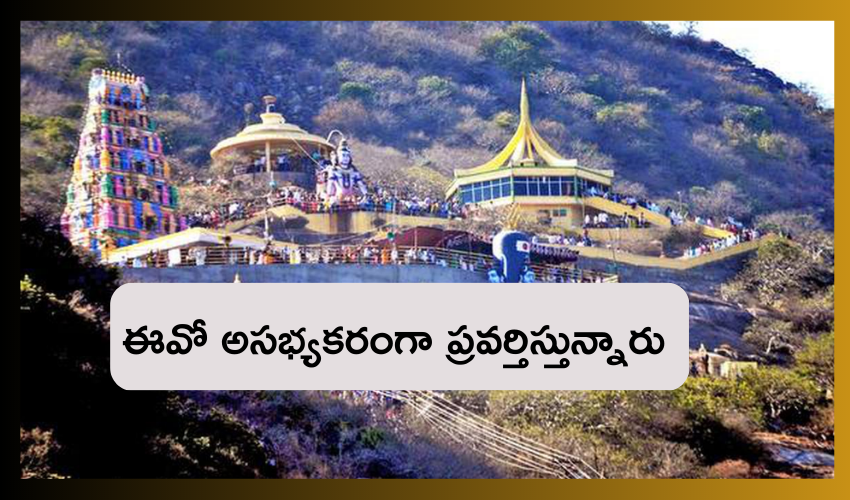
{"left": 20, "top": 21, "right": 834, "bottom": 225}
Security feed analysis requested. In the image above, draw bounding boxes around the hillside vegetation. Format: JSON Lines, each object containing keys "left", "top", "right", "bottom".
{"left": 20, "top": 21, "right": 833, "bottom": 225}
{"left": 20, "top": 215, "right": 834, "bottom": 479}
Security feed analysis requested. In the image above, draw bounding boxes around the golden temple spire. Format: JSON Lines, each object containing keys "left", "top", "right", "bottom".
{"left": 450, "top": 79, "right": 577, "bottom": 180}
{"left": 519, "top": 77, "right": 530, "bottom": 126}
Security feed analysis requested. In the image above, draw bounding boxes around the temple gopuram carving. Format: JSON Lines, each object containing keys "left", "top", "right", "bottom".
{"left": 61, "top": 69, "right": 184, "bottom": 258}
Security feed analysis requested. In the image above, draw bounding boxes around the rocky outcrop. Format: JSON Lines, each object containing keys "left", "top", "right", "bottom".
{"left": 578, "top": 251, "right": 755, "bottom": 349}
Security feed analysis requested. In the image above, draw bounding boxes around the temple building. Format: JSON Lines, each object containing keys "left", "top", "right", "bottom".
{"left": 445, "top": 80, "right": 616, "bottom": 229}
{"left": 210, "top": 95, "right": 334, "bottom": 189}
{"left": 61, "top": 69, "right": 184, "bottom": 258}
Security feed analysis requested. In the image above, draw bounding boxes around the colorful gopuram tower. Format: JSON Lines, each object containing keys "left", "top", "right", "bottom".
{"left": 61, "top": 69, "right": 184, "bottom": 258}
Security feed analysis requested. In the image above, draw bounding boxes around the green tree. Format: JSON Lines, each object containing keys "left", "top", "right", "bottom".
{"left": 741, "top": 367, "right": 820, "bottom": 424}
{"left": 755, "top": 211, "right": 834, "bottom": 264}
{"left": 416, "top": 75, "right": 454, "bottom": 101}
{"left": 742, "top": 316, "right": 797, "bottom": 356}
{"left": 687, "top": 181, "right": 752, "bottom": 220}
{"left": 479, "top": 23, "right": 552, "bottom": 76}
{"left": 339, "top": 81, "right": 375, "bottom": 104}
{"left": 20, "top": 212, "right": 273, "bottom": 478}
{"left": 672, "top": 377, "right": 760, "bottom": 425}
{"left": 735, "top": 105, "right": 772, "bottom": 132}
{"left": 595, "top": 102, "right": 651, "bottom": 131}
{"left": 722, "top": 238, "right": 831, "bottom": 307}
{"left": 795, "top": 332, "right": 834, "bottom": 391}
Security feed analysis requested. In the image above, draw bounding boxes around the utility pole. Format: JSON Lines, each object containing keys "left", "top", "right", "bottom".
{"left": 262, "top": 96, "right": 277, "bottom": 243}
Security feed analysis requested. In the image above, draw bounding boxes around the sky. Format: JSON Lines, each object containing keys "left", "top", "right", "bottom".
{"left": 653, "top": 21, "right": 834, "bottom": 108}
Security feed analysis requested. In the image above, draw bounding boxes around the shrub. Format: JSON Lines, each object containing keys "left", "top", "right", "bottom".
{"left": 595, "top": 102, "right": 650, "bottom": 130}
{"left": 735, "top": 105, "right": 772, "bottom": 132}
{"left": 479, "top": 23, "right": 552, "bottom": 76}
{"left": 358, "top": 427, "right": 386, "bottom": 449}
{"left": 20, "top": 427, "right": 65, "bottom": 479}
{"left": 20, "top": 113, "right": 42, "bottom": 134}
{"left": 721, "top": 238, "right": 831, "bottom": 307}
{"left": 313, "top": 100, "right": 374, "bottom": 138}
{"left": 416, "top": 75, "right": 453, "bottom": 101}
{"left": 40, "top": 116, "right": 77, "bottom": 143}
{"left": 339, "top": 81, "right": 375, "bottom": 103}
{"left": 583, "top": 74, "right": 619, "bottom": 102}
{"left": 687, "top": 181, "right": 752, "bottom": 220}
{"left": 54, "top": 32, "right": 109, "bottom": 83}
{"left": 741, "top": 316, "right": 797, "bottom": 356}
{"left": 334, "top": 60, "right": 413, "bottom": 94}
{"left": 634, "top": 86, "right": 670, "bottom": 107}
{"left": 741, "top": 367, "right": 820, "bottom": 425}
{"left": 669, "top": 377, "right": 765, "bottom": 463}
{"left": 672, "top": 376, "right": 761, "bottom": 425}
{"left": 21, "top": 113, "right": 76, "bottom": 143}
{"left": 492, "top": 110, "right": 516, "bottom": 129}
{"left": 756, "top": 131, "right": 789, "bottom": 158}
{"left": 76, "top": 54, "right": 108, "bottom": 78}
{"left": 645, "top": 22, "right": 673, "bottom": 39}
{"left": 532, "top": 68, "right": 581, "bottom": 98}
{"left": 566, "top": 92, "right": 606, "bottom": 113}
{"left": 755, "top": 211, "right": 834, "bottom": 263}
{"left": 795, "top": 332, "right": 834, "bottom": 391}
{"left": 612, "top": 179, "right": 648, "bottom": 198}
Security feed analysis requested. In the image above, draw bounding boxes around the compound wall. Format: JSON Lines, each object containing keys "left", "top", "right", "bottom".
{"left": 122, "top": 263, "right": 489, "bottom": 284}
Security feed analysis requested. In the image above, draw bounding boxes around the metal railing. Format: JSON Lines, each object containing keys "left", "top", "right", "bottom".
{"left": 268, "top": 198, "right": 461, "bottom": 218}
{"left": 127, "top": 244, "right": 618, "bottom": 283}
{"left": 191, "top": 197, "right": 463, "bottom": 230}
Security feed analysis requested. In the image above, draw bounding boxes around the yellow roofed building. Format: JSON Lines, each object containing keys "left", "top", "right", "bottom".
{"left": 210, "top": 95, "right": 334, "bottom": 189}
{"left": 445, "top": 80, "right": 617, "bottom": 230}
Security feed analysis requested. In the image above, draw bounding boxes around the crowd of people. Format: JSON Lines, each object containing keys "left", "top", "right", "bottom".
{"left": 126, "top": 241, "right": 605, "bottom": 283}
{"left": 532, "top": 232, "right": 595, "bottom": 249}
{"left": 185, "top": 184, "right": 465, "bottom": 230}
{"left": 182, "top": 179, "right": 764, "bottom": 263}
{"left": 681, "top": 225, "right": 760, "bottom": 259}
{"left": 580, "top": 186, "right": 767, "bottom": 257}
{"left": 582, "top": 211, "right": 650, "bottom": 230}
{"left": 181, "top": 137, "right": 766, "bottom": 268}
{"left": 590, "top": 185, "right": 734, "bottom": 231}
{"left": 233, "top": 153, "right": 314, "bottom": 175}
{"left": 592, "top": 187, "right": 660, "bottom": 212}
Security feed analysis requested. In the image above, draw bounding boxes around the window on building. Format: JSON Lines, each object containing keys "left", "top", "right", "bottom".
{"left": 502, "top": 178, "right": 512, "bottom": 197}
{"left": 528, "top": 178, "right": 539, "bottom": 196}
{"left": 461, "top": 188, "right": 473, "bottom": 204}
{"left": 458, "top": 177, "right": 515, "bottom": 204}
{"left": 539, "top": 177, "right": 550, "bottom": 196}
{"left": 144, "top": 215, "right": 157, "bottom": 232}
{"left": 549, "top": 177, "right": 561, "bottom": 196}
{"left": 514, "top": 177, "right": 528, "bottom": 196}
{"left": 481, "top": 181, "right": 492, "bottom": 201}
